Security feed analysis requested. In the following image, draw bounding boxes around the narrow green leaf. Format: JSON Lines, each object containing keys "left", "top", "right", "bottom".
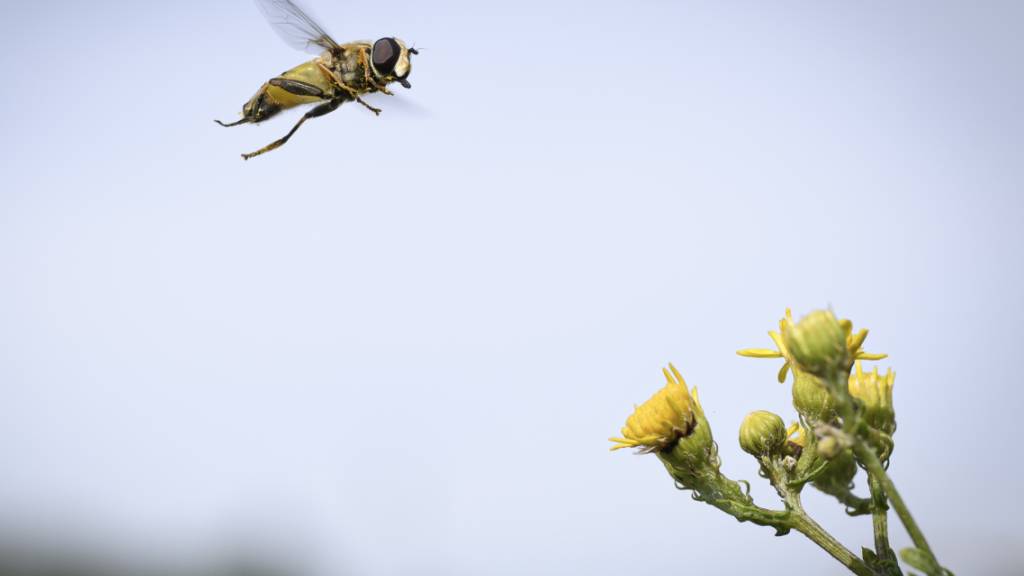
{"left": 900, "top": 547, "right": 941, "bottom": 575}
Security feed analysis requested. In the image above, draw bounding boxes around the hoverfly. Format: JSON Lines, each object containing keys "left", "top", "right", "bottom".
{"left": 216, "top": 0, "right": 417, "bottom": 160}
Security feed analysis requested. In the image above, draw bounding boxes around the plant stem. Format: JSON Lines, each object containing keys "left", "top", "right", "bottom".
{"left": 678, "top": 463, "right": 871, "bottom": 575}
{"left": 709, "top": 498, "right": 789, "bottom": 529}
{"left": 868, "top": 471, "right": 893, "bottom": 561}
{"left": 785, "top": 492, "right": 874, "bottom": 576}
{"left": 855, "top": 442, "right": 938, "bottom": 563}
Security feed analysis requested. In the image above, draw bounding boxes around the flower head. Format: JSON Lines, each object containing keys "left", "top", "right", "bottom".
{"left": 737, "top": 308, "right": 887, "bottom": 382}
{"left": 848, "top": 361, "right": 896, "bottom": 435}
{"left": 609, "top": 364, "right": 698, "bottom": 453}
{"left": 784, "top": 310, "right": 848, "bottom": 374}
{"left": 611, "top": 364, "right": 722, "bottom": 492}
{"left": 611, "top": 365, "right": 749, "bottom": 501}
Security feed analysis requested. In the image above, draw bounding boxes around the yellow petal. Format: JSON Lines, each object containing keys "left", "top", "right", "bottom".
{"left": 777, "top": 361, "right": 791, "bottom": 383}
{"left": 848, "top": 329, "right": 869, "bottom": 353}
{"left": 669, "top": 363, "right": 686, "bottom": 386}
{"left": 736, "top": 348, "right": 784, "bottom": 358}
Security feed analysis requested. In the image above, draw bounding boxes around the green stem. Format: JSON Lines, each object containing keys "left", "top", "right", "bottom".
{"left": 672, "top": 462, "right": 870, "bottom": 575}
{"left": 855, "top": 442, "right": 938, "bottom": 563}
{"left": 709, "top": 498, "right": 790, "bottom": 529}
{"left": 786, "top": 492, "right": 874, "bottom": 576}
{"left": 868, "top": 471, "right": 894, "bottom": 561}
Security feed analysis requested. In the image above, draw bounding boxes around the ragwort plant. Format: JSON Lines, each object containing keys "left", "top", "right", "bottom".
{"left": 610, "top": 309, "right": 951, "bottom": 576}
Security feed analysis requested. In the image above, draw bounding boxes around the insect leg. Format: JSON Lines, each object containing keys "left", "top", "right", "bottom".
{"left": 240, "top": 99, "right": 343, "bottom": 161}
{"left": 358, "top": 51, "right": 393, "bottom": 95}
{"left": 315, "top": 62, "right": 382, "bottom": 116}
{"left": 215, "top": 118, "right": 250, "bottom": 127}
{"left": 351, "top": 95, "right": 381, "bottom": 115}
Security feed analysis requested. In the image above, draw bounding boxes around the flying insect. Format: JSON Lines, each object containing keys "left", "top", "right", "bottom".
{"left": 216, "top": 0, "right": 417, "bottom": 160}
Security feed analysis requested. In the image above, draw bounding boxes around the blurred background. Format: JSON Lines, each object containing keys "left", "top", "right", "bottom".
{"left": 1, "top": 0, "right": 1022, "bottom": 574}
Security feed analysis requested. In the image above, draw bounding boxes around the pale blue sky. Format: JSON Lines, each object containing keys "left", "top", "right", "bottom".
{"left": 1, "top": 1, "right": 1022, "bottom": 574}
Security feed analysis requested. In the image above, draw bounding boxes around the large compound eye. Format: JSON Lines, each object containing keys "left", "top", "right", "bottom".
{"left": 372, "top": 37, "right": 401, "bottom": 75}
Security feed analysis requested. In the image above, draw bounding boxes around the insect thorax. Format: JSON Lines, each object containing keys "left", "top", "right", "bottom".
{"left": 318, "top": 44, "right": 375, "bottom": 93}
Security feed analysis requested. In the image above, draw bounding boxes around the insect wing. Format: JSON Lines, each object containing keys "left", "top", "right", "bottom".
{"left": 254, "top": 0, "right": 342, "bottom": 54}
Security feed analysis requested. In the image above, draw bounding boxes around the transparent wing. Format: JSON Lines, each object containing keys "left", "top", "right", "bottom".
{"left": 254, "top": 0, "right": 342, "bottom": 54}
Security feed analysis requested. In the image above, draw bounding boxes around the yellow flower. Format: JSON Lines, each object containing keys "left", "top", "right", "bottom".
{"left": 848, "top": 361, "right": 896, "bottom": 434}
{"left": 609, "top": 364, "right": 699, "bottom": 453}
{"left": 737, "top": 308, "right": 887, "bottom": 382}
{"left": 786, "top": 422, "right": 807, "bottom": 449}
{"left": 784, "top": 310, "right": 848, "bottom": 374}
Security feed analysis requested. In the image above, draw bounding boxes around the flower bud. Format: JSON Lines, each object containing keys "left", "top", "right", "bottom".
{"left": 783, "top": 310, "right": 848, "bottom": 375}
{"left": 739, "top": 410, "right": 787, "bottom": 457}
{"left": 610, "top": 364, "right": 700, "bottom": 454}
{"left": 610, "top": 364, "right": 719, "bottom": 488}
{"left": 848, "top": 361, "right": 896, "bottom": 435}
{"left": 791, "top": 371, "right": 835, "bottom": 423}
{"left": 811, "top": 448, "right": 858, "bottom": 497}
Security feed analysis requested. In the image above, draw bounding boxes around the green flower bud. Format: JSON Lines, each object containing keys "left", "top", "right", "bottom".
{"left": 792, "top": 371, "right": 835, "bottom": 423}
{"left": 739, "top": 410, "right": 787, "bottom": 457}
{"left": 811, "top": 448, "right": 858, "bottom": 497}
{"left": 783, "top": 310, "right": 848, "bottom": 375}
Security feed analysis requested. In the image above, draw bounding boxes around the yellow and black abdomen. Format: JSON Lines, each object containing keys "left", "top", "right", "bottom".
{"left": 240, "top": 59, "right": 335, "bottom": 123}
